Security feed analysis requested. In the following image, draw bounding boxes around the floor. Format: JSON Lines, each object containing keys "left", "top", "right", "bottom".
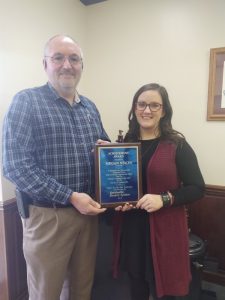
{"left": 201, "top": 281, "right": 225, "bottom": 300}
{"left": 92, "top": 217, "right": 225, "bottom": 300}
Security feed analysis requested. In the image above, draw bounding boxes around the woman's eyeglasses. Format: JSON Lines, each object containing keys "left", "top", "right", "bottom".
{"left": 136, "top": 101, "right": 163, "bottom": 112}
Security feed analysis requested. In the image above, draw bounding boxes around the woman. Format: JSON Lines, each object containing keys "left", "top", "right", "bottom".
{"left": 113, "top": 83, "right": 205, "bottom": 300}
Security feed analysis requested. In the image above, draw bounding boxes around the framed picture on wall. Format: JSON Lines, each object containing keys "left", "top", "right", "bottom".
{"left": 207, "top": 47, "right": 225, "bottom": 121}
{"left": 207, "top": 47, "right": 225, "bottom": 120}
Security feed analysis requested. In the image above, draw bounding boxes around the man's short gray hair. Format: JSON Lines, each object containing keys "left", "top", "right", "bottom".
{"left": 44, "top": 34, "right": 84, "bottom": 59}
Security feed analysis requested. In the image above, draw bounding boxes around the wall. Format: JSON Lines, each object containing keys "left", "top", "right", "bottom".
{"left": 0, "top": 0, "right": 86, "bottom": 201}
{"left": 0, "top": 0, "right": 225, "bottom": 202}
{"left": 83, "top": 0, "right": 225, "bottom": 186}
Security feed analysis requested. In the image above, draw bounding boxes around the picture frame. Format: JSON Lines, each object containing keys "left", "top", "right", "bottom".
{"left": 94, "top": 143, "right": 143, "bottom": 207}
{"left": 207, "top": 47, "right": 225, "bottom": 120}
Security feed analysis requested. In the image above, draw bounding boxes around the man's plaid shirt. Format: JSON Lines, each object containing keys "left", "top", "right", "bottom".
{"left": 3, "top": 83, "right": 109, "bottom": 205}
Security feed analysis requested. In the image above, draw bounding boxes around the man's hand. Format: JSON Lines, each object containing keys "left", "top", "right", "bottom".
{"left": 70, "top": 192, "right": 106, "bottom": 215}
{"left": 96, "top": 139, "right": 111, "bottom": 145}
{"left": 115, "top": 202, "right": 135, "bottom": 212}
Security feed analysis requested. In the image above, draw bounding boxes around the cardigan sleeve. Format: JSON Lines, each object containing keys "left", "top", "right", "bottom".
{"left": 171, "top": 140, "right": 205, "bottom": 206}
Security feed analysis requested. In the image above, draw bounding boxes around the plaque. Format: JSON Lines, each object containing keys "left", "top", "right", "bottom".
{"left": 95, "top": 143, "right": 142, "bottom": 207}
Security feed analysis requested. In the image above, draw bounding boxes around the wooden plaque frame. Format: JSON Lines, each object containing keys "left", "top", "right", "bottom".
{"left": 94, "top": 143, "right": 142, "bottom": 207}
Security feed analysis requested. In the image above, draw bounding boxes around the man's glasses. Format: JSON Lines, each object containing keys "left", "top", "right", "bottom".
{"left": 45, "top": 54, "right": 82, "bottom": 66}
{"left": 136, "top": 101, "right": 163, "bottom": 112}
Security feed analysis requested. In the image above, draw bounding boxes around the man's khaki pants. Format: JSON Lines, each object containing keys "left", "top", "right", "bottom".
{"left": 22, "top": 205, "right": 98, "bottom": 300}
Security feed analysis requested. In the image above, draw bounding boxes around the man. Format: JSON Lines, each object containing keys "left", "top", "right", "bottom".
{"left": 2, "top": 35, "right": 109, "bottom": 300}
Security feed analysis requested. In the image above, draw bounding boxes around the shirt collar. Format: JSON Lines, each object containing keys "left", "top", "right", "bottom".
{"left": 46, "top": 82, "right": 87, "bottom": 107}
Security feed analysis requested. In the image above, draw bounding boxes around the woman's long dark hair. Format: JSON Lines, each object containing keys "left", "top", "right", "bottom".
{"left": 124, "top": 83, "right": 184, "bottom": 144}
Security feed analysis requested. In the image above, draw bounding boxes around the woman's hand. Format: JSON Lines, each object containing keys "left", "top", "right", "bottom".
{"left": 136, "top": 194, "right": 163, "bottom": 213}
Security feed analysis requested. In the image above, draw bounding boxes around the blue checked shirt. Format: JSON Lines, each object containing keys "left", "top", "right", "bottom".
{"left": 3, "top": 83, "right": 109, "bottom": 205}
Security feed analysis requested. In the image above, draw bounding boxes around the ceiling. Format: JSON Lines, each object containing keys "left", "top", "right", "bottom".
{"left": 80, "top": 0, "right": 107, "bottom": 6}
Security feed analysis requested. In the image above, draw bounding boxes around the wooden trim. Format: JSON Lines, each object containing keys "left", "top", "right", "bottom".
{"left": 203, "top": 270, "right": 225, "bottom": 286}
{"left": 0, "top": 197, "right": 17, "bottom": 210}
{"left": 206, "top": 184, "right": 225, "bottom": 197}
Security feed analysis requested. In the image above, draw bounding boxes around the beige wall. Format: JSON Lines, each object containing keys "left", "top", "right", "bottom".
{"left": 1, "top": 0, "right": 225, "bottom": 200}
{"left": 0, "top": 0, "right": 86, "bottom": 200}
{"left": 83, "top": 0, "right": 225, "bottom": 186}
